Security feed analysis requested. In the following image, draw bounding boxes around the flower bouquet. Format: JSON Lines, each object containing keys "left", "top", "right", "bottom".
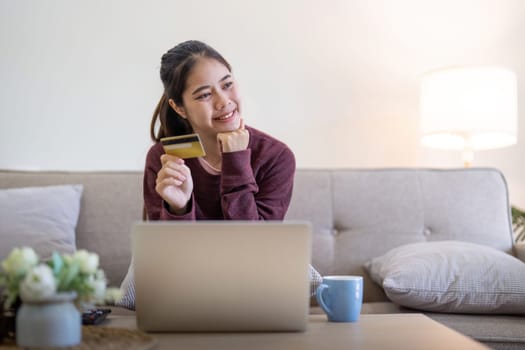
{"left": 0, "top": 247, "right": 122, "bottom": 344}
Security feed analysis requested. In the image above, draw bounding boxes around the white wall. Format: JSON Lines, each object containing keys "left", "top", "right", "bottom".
{"left": 1, "top": 0, "right": 524, "bottom": 207}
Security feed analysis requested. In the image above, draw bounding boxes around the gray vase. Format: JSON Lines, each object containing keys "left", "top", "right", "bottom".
{"left": 16, "top": 292, "right": 81, "bottom": 348}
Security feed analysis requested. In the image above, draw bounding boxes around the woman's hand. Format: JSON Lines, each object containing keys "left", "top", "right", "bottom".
{"left": 155, "top": 154, "right": 193, "bottom": 214}
{"left": 217, "top": 118, "right": 250, "bottom": 153}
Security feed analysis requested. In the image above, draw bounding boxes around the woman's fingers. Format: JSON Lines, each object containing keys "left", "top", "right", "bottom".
{"left": 161, "top": 166, "right": 187, "bottom": 182}
{"left": 217, "top": 126, "right": 250, "bottom": 153}
{"left": 159, "top": 157, "right": 187, "bottom": 175}
{"left": 156, "top": 156, "right": 191, "bottom": 189}
{"left": 156, "top": 176, "right": 184, "bottom": 188}
{"left": 160, "top": 154, "right": 184, "bottom": 166}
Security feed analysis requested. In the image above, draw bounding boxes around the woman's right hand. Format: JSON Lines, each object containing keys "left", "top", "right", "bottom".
{"left": 155, "top": 154, "right": 193, "bottom": 214}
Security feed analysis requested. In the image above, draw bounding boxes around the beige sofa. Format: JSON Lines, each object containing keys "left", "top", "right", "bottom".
{"left": 1, "top": 168, "right": 524, "bottom": 349}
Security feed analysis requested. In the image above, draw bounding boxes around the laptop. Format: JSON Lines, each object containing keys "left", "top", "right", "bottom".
{"left": 131, "top": 221, "right": 312, "bottom": 332}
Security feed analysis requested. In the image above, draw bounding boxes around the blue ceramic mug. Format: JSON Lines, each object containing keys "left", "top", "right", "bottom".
{"left": 316, "top": 275, "right": 363, "bottom": 322}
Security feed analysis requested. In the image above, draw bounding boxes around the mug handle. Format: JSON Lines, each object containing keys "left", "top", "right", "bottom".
{"left": 316, "top": 284, "right": 332, "bottom": 316}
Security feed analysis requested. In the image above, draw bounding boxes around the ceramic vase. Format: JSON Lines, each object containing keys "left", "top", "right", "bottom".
{"left": 16, "top": 292, "right": 81, "bottom": 348}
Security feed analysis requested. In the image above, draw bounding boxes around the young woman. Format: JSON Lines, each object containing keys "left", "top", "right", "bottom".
{"left": 117, "top": 40, "right": 321, "bottom": 309}
{"left": 144, "top": 40, "right": 295, "bottom": 221}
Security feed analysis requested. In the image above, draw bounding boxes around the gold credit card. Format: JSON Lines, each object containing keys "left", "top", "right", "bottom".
{"left": 160, "top": 133, "right": 206, "bottom": 159}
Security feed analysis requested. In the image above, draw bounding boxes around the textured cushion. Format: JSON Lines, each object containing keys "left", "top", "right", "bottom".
{"left": 115, "top": 259, "right": 136, "bottom": 310}
{"left": 364, "top": 241, "right": 525, "bottom": 314}
{"left": 0, "top": 185, "right": 83, "bottom": 261}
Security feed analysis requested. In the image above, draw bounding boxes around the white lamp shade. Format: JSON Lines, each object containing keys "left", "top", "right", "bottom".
{"left": 420, "top": 66, "right": 518, "bottom": 150}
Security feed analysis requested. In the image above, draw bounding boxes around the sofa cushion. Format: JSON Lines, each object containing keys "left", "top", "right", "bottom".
{"left": 425, "top": 312, "right": 525, "bottom": 346}
{"left": 0, "top": 185, "right": 83, "bottom": 261}
{"left": 364, "top": 241, "right": 525, "bottom": 314}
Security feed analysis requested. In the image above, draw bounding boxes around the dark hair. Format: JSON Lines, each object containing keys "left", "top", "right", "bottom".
{"left": 150, "top": 40, "right": 232, "bottom": 141}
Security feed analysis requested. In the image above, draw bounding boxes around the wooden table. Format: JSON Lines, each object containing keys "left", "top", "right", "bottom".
{"left": 104, "top": 313, "right": 490, "bottom": 350}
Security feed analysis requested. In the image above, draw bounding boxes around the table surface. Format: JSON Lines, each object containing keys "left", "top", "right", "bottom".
{"left": 104, "top": 313, "right": 490, "bottom": 350}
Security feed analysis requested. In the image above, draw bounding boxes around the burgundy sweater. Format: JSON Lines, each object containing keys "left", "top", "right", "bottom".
{"left": 143, "top": 126, "right": 296, "bottom": 221}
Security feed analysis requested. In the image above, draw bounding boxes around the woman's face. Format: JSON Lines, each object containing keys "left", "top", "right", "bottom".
{"left": 174, "top": 57, "right": 242, "bottom": 138}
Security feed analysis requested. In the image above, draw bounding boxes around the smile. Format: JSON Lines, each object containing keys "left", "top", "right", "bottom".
{"left": 214, "top": 110, "right": 235, "bottom": 121}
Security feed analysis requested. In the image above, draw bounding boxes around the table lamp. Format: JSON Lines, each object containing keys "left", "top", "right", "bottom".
{"left": 420, "top": 65, "right": 518, "bottom": 167}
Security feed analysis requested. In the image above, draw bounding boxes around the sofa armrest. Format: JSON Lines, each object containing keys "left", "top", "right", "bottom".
{"left": 513, "top": 242, "right": 525, "bottom": 262}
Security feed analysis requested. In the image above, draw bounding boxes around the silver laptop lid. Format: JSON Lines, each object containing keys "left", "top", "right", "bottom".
{"left": 132, "top": 221, "right": 312, "bottom": 332}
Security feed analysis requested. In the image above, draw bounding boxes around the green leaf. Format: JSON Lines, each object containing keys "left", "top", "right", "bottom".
{"left": 57, "top": 262, "right": 80, "bottom": 291}
{"left": 50, "top": 252, "right": 64, "bottom": 275}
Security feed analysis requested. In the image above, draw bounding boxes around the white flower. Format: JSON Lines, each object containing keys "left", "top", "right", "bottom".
{"left": 86, "top": 273, "right": 107, "bottom": 302}
{"left": 19, "top": 264, "right": 57, "bottom": 302}
{"left": 104, "top": 287, "right": 123, "bottom": 304}
{"left": 92, "top": 279, "right": 106, "bottom": 302}
{"left": 0, "top": 247, "right": 119, "bottom": 308}
{"left": 1, "top": 247, "right": 38, "bottom": 276}
{"left": 95, "top": 269, "right": 106, "bottom": 281}
{"left": 62, "top": 254, "right": 74, "bottom": 265}
{"left": 73, "top": 250, "right": 99, "bottom": 274}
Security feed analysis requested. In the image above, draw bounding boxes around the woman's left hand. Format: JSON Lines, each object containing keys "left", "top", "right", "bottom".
{"left": 217, "top": 118, "right": 250, "bottom": 153}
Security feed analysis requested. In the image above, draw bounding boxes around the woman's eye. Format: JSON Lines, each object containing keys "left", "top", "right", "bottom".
{"left": 223, "top": 81, "right": 233, "bottom": 89}
{"left": 196, "top": 92, "right": 211, "bottom": 100}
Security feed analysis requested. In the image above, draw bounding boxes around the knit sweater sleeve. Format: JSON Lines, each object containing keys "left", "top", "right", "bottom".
{"left": 220, "top": 145, "right": 295, "bottom": 220}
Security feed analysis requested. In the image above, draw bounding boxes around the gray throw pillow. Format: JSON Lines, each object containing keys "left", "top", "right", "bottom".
{"left": 364, "top": 241, "right": 525, "bottom": 314}
{"left": 0, "top": 185, "right": 83, "bottom": 261}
